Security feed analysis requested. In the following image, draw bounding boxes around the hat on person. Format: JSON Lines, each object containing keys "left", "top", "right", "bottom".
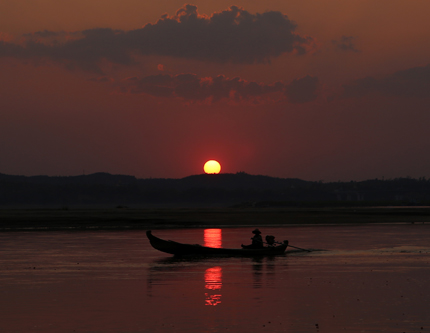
{"left": 252, "top": 228, "right": 261, "bottom": 234}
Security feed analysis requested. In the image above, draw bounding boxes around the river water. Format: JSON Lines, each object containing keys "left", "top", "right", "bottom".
{"left": 0, "top": 224, "right": 429, "bottom": 332}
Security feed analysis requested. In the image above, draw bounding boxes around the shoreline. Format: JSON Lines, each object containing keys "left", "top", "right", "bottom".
{"left": 1, "top": 207, "right": 429, "bottom": 231}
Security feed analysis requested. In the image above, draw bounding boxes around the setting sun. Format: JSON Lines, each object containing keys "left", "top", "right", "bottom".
{"left": 204, "top": 160, "right": 221, "bottom": 174}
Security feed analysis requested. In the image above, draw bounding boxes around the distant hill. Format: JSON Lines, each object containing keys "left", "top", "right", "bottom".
{"left": 1, "top": 172, "right": 430, "bottom": 207}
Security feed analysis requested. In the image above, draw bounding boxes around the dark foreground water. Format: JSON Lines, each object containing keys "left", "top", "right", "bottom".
{"left": 0, "top": 224, "right": 429, "bottom": 332}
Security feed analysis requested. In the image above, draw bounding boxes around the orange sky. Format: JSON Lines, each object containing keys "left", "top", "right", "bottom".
{"left": 1, "top": 0, "right": 430, "bottom": 181}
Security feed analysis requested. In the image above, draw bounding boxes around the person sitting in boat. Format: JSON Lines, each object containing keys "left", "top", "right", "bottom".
{"left": 265, "top": 235, "right": 276, "bottom": 247}
{"left": 242, "top": 228, "right": 264, "bottom": 249}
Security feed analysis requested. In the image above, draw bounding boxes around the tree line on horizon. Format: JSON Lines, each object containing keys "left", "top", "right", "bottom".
{"left": 1, "top": 172, "right": 430, "bottom": 207}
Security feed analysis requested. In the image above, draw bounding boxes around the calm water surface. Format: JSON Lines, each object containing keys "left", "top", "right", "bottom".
{"left": 0, "top": 224, "right": 429, "bottom": 332}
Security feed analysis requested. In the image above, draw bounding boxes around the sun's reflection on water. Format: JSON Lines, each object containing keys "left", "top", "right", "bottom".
{"left": 204, "top": 266, "right": 222, "bottom": 306}
{"left": 204, "top": 228, "right": 222, "bottom": 248}
{"left": 203, "top": 229, "right": 223, "bottom": 305}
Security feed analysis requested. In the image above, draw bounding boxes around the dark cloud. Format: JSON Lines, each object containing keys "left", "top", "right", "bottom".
{"left": 332, "top": 36, "right": 360, "bottom": 53}
{"left": 120, "top": 73, "right": 320, "bottom": 104}
{"left": 285, "top": 75, "right": 319, "bottom": 103}
{"left": 129, "top": 4, "right": 314, "bottom": 63}
{"left": 120, "top": 73, "right": 285, "bottom": 101}
{"left": 0, "top": 4, "right": 314, "bottom": 72}
{"left": 342, "top": 64, "right": 430, "bottom": 98}
{"left": 0, "top": 29, "right": 131, "bottom": 73}
{"left": 0, "top": 41, "right": 24, "bottom": 57}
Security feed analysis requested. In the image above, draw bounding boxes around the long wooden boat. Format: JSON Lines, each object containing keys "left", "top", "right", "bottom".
{"left": 146, "top": 230, "right": 289, "bottom": 256}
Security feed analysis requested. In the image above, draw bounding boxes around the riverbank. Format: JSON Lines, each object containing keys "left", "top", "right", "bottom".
{"left": 0, "top": 206, "right": 429, "bottom": 231}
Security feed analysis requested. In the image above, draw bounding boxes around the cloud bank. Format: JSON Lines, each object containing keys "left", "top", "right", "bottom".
{"left": 332, "top": 36, "right": 360, "bottom": 53}
{"left": 285, "top": 75, "right": 319, "bottom": 103}
{"left": 119, "top": 73, "right": 319, "bottom": 103}
{"left": 342, "top": 64, "right": 430, "bottom": 98}
{"left": 0, "top": 4, "right": 314, "bottom": 72}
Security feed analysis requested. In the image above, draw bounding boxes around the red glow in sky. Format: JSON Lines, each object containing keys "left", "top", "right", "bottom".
{"left": 1, "top": 1, "right": 430, "bottom": 181}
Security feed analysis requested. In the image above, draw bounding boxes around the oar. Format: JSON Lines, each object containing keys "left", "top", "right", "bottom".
{"left": 273, "top": 241, "right": 311, "bottom": 252}
{"left": 288, "top": 244, "right": 312, "bottom": 252}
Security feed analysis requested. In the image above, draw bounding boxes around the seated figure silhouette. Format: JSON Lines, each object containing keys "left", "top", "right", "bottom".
{"left": 265, "top": 235, "right": 276, "bottom": 247}
{"left": 241, "top": 229, "right": 264, "bottom": 249}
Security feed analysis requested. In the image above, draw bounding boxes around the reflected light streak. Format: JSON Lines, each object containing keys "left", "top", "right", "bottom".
{"left": 204, "top": 266, "right": 222, "bottom": 306}
{"left": 204, "top": 228, "right": 222, "bottom": 248}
